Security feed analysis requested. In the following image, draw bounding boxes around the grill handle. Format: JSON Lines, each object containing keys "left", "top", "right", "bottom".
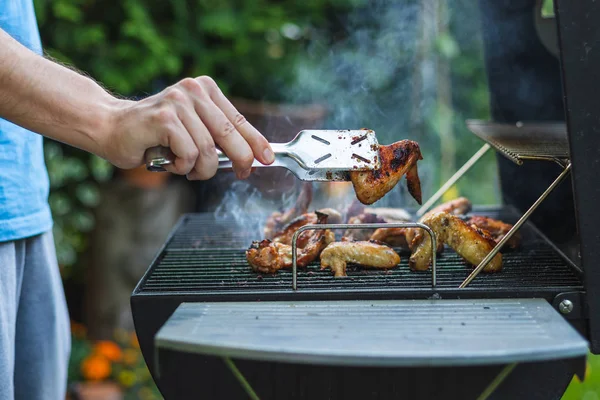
{"left": 291, "top": 222, "right": 438, "bottom": 291}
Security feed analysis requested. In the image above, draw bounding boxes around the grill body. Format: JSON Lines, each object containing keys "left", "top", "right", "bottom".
{"left": 131, "top": 207, "right": 586, "bottom": 398}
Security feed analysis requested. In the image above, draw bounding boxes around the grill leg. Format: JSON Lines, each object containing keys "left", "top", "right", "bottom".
{"left": 156, "top": 348, "right": 584, "bottom": 400}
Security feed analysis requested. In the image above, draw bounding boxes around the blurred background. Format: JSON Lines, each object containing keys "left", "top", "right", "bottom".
{"left": 28, "top": 0, "right": 595, "bottom": 398}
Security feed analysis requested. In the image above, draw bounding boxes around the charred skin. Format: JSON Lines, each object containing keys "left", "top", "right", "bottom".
{"left": 466, "top": 215, "right": 520, "bottom": 250}
{"left": 271, "top": 208, "right": 342, "bottom": 247}
{"left": 409, "top": 211, "right": 502, "bottom": 273}
{"left": 320, "top": 240, "right": 401, "bottom": 277}
{"left": 264, "top": 182, "right": 313, "bottom": 239}
{"left": 248, "top": 211, "right": 334, "bottom": 273}
{"left": 349, "top": 140, "right": 423, "bottom": 205}
{"left": 246, "top": 240, "right": 293, "bottom": 274}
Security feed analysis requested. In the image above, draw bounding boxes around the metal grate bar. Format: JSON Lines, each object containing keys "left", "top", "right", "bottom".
{"left": 135, "top": 209, "right": 583, "bottom": 296}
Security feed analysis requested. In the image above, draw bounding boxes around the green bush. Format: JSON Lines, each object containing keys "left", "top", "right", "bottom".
{"left": 34, "top": 0, "right": 356, "bottom": 100}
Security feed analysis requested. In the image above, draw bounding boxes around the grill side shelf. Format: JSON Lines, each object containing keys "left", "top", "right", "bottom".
{"left": 154, "top": 299, "right": 588, "bottom": 370}
{"left": 465, "top": 120, "right": 570, "bottom": 165}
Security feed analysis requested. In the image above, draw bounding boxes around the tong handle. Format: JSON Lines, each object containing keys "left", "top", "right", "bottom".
{"left": 144, "top": 144, "right": 287, "bottom": 172}
{"left": 145, "top": 146, "right": 173, "bottom": 172}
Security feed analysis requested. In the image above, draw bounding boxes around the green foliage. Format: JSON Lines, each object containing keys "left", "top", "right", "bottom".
{"left": 44, "top": 141, "right": 113, "bottom": 276}
{"left": 562, "top": 353, "right": 600, "bottom": 399}
{"left": 34, "top": 0, "right": 354, "bottom": 100}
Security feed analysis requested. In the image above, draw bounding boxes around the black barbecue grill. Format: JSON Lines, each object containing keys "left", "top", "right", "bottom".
{"left": 131, "top": 1, "right": 600, "bottom": 399}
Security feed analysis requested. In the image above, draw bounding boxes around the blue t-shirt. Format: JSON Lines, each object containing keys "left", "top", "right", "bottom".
{"left": 0, "top": 1, "right": 53, "bottom": 242}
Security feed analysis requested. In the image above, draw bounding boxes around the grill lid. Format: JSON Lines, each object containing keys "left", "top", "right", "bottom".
{"left": 155, "top": 298, "right": 588, "bottom": 372}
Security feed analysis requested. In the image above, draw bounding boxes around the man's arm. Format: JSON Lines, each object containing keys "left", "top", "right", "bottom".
{"left": 0, "top": 28, "right": 274, "bottom": 180}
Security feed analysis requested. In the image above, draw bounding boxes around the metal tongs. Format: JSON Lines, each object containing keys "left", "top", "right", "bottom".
{"left": 144, "top": 129, "right": 381, "bottom": 181}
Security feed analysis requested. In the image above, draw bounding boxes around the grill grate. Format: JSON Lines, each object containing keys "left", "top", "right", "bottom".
{"left": 136, "top": 209, "right": 582, "bottom": 296}
{"left": 466, "top": 120, "right": 570, "bottom": 165}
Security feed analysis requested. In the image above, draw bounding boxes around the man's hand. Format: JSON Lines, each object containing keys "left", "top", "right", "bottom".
{"left": 106, "top": 76, "right": 274, "bottom": 180}
{"left": 0, "top": 28, "right": 274, "bottom": 181}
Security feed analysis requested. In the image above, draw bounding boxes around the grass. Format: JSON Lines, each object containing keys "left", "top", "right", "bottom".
{"left": 562, "top": 353, "right": 600, "bottom": 399}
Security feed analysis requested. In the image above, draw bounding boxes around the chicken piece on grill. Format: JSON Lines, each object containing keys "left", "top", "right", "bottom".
{"left": 246, "top": 240, "right": 293, "bottom": 274}
{"left": 341, "top": 213, "right": 387, "bottom": 242}
{"left": 350, "top": 140, "right": 423, "bottom": 205}
{"left": 466, "top": 215, "right": 520, "bottom": 250}
{"left": 248, "top": 211, "right": 335, "bottom": 274}
{"left": 409, "top": 211, "right": 502, "bottom": 273}
{"left": 405, "top": 197, "right": 473, "bottom": 251}
{"left": 264, "top": 182, "right": 313, "bottom": 239}
{"left": 272, "top": 208, "right": 342, "bottom": 247}
{"left": 320, "top": 240, "right": 401, "bottom": 277}
{"left": 369, "top": 227, "right": 410, "bottom": 249}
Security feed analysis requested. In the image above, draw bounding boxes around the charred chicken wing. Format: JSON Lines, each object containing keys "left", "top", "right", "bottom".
{"left": 246, "top": 240, "right": 293, "bottom": 274}
{"left": 466, "top": 215, "right": 520, "bottom": 250}
{"left": 272, "top": 209, "right": 342, "bottom": 247}
{"left": 409, "top": 211, "right": 502, "bottom": 273}
{"left": 248, "top": 211, "right": 334, "bottom": 273}
{"left": 350, "top": 140, "right": 423, "bottom": 205}
{"left": 405, "top": 197, "right": 473, "bottom": 251}
{"left": 320, "top": 240, "right": 401, "bottom": 277}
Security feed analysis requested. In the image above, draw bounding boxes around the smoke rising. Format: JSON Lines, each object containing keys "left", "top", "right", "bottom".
{"left": 215, "top": 0, "right": 496, "bottom": 233}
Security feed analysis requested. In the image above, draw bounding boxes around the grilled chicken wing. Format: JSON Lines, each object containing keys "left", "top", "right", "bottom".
{"left": 246, "top": 240, "right": 293, "bottom": 273}
{"left": 350, "top": 140, "right": 423, "bottom": 205}
{"left": 409, "top": 211, "right": 502, "bottom": 272}
{"left": 369, "top": 227, "right": 410, "bottom": 249}
{"left": 264, "top": 182, "right": 313, "bottom": 239}
{"left": 248, "top": 211, "right": 334, "bottom": 273}
{"left": 320, "top": 240, "right": 401, "bottom": 277}
{"left": 405, "top": 197, "right": 473, "bottom": 251}
{"left": 272, "top": 209, "right": 342, "bottom": 247}
{"left": 466, "top": 215, "right": 520, "bottom": 250}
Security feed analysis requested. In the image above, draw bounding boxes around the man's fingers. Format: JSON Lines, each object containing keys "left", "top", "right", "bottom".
{"left": 183, "top": 79, "right": 255, "bottom": 177}
{"left": 198, "top": 77, "right": 275, "bottom": 166}
{"left": 157, "top": 113, "right": 198, "bottom": 176}
{"left": 176, "top": 104, "right": 218, "bottom": 180}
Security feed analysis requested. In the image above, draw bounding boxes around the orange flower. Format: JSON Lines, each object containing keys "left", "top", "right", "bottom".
{"left": 81, "top": 355, "right": 111, "bottom": 381}
{"left": 94, "top": 340, "right": 122, "bottom": 362}
{"left": 131, "top": 333, "right": 140, "bottom": 349}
